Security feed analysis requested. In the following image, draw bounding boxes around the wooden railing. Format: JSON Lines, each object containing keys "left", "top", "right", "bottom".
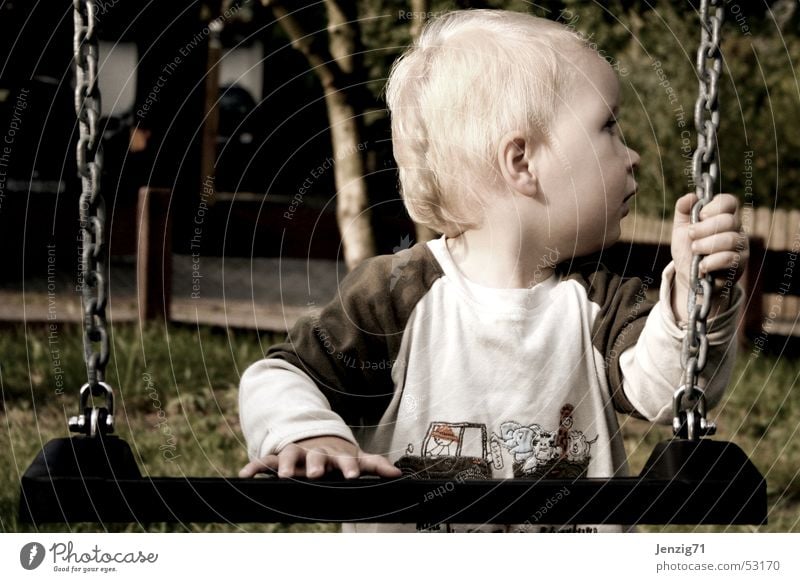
{"left": 618, "top": 207, "right": 799, "bottom": 338}
{"left": 134, "top": 194, "right": 798, "bottom": 338}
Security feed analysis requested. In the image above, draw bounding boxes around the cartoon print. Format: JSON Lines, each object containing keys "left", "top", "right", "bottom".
{"left": 521, "top": 430, "right": 559, "bottom": 473}
{"left": 566, "top": 430, "right": 598, "bottom": 463}
{"left": 489, "top": 437, "right": 505, "bottom": 470}
{"left": 426, "top": 424, "right": 459, "bottom": 456}
{"left": 395, "top": 421, "right": 496, "bottom": 480}
{"left": 496, "top": 403, "right": 597, "bottom": 479}
{"left": 534, "top": 430, "right": 558, "bottom": 463}
{"left": 497, "top": 421, "right": 543, "bottom": 463}
{"left": 556, "top": 404, "right": 574, "bottom": 459}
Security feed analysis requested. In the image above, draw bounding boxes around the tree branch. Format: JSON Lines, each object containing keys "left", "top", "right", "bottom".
{"left": 263, "top": 0, "right": 342, "bottom": 91}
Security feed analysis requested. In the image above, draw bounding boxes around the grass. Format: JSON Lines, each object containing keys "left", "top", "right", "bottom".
{"left": 0, "top": 322, "right": 335, "bottom": 532}
{"left": 1, "top": 322, "right": 798, "bottom": 532}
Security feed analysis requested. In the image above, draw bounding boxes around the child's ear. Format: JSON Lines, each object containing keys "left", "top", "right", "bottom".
{"left": 497, "top": 131, "right": 539, "bottom": 198}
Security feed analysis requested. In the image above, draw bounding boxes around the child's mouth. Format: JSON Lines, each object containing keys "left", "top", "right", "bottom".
{"left": 621, "top": 187, "right": 638, "bottom": 215}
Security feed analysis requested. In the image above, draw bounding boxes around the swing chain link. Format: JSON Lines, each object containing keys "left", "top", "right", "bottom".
{"left": 68, "top": 0, "right": 113, "bottom": 436}
{"left": 674, "top": 0, "right": 723, "bottom": 441}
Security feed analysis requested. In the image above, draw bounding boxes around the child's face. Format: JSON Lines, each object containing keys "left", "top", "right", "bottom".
{"left": 532, "top": 50, "right": 640, "bottom": 256}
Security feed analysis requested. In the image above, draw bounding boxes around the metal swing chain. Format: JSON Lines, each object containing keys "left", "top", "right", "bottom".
{"left": 673, "top": 0, "right": 724, "bottom": 441}
{"left": 68, "top": 0, "right": 114, "bottom": 437}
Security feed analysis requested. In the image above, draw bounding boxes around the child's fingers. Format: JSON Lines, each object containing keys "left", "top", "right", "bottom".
{"left": 304, "top": 447, "right": 331, "bottom": 479}
{"left": 238, "top": 455, "right": 278, "bottom": 478}
{"left": 332, "top": 453, "right": 361, "bottom": 479}
{"left": 674, "top": 193, "right": 739, "bottom": 229}
{"left": 689, "top": 212, "right": 740, "bottom": 239}
{"left": 303, "top": 447, "right": 360, "bottom": 479}
{"left": 673, "top": 193, "right": 697, "bottom": 225}
{"left": 240, "top": 446, "right": 401, "bottom": 479}
{"left": 358, "top": 453, "right": 403, "bottom": 478}
{"left": 691, "top": 231, "right": 743, "bottom": 256}
{"left": 698, "top": 193, "right": 738, "bottom": 220}
{"left": 277, "top": 444, "right": 303, "bottom": 478}
{"left": 700, "top": 251, "right": 741, "bottom": 276}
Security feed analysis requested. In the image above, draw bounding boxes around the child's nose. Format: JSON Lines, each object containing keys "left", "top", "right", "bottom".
{"left": 626, "top": 147, "right": 640, "bottom": 170}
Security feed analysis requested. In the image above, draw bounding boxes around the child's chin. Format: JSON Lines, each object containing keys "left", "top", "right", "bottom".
{"left": 590, "top": 232, "right": 622, "bottom": 253}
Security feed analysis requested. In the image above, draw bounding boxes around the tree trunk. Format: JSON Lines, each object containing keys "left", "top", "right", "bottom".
{"left": 265, "top": 0, "right": 375, "bottom": 270}
{"left": 324, "top": 0, "right": 375, "bottom": 268}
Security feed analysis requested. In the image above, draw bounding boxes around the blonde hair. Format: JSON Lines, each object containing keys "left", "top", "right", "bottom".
{"left": 385, "top": 10, "right": 590, "bottom": 236}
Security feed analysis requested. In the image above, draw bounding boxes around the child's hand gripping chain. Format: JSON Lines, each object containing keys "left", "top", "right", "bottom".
{"left": 670, "top": 193, "right": 749, "bottom": 323}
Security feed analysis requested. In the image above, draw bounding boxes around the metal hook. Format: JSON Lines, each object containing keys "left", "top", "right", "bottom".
{"left": 68, "top": 382, "right": 115, "bottom": 436}
{"left": 672, "top": 384, "right": 716, "bottom": 441}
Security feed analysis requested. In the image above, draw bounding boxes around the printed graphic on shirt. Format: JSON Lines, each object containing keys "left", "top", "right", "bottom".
{"left": 394, "top": 421, "right": 500, "bottom": 480}
{"left": 494, "top": 404, "right": 598, "bottom": 479}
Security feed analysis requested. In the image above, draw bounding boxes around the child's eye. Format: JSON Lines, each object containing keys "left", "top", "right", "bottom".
{"left": 604, "top": 116, "right": 618, "bottom": 134}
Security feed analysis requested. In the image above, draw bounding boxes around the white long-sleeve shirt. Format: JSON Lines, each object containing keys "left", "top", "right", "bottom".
{"left": 240, "top": 236, "right": 741, "bottom": 532}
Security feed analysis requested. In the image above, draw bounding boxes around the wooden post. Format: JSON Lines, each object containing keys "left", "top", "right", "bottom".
{"left": 137, "top": 187, "right": 173, "bottom": 322}
{"left": 742, "top": 236, "right": 765, "bottom": 342}
{"left": 199, "top": 16, "right": 222, "bottom": 191}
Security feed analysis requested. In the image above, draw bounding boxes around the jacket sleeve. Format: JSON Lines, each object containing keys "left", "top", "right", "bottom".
{"left": 239, "top": 246, "right": 441, "bottom": 460}
{"left": 239, "top": 255, "right": 400, "bottom": 460}
{"left": 616, "top": 262, "right": 742, "bottom": 423}
{"left": 239, "top": 358, "right": 360, "bottom": 460}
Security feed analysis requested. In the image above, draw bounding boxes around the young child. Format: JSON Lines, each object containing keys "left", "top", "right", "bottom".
{"left": 238, "top": 9, "right": 747, "bottom": 532}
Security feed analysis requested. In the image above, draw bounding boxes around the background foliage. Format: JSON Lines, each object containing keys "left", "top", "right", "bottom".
{"left": 357, "top": 0, "right": 799, "bottom": 218}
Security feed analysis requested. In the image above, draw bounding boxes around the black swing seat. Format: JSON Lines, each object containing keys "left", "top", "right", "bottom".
{"left": 19, "top": 435, "right": 767, "bottom": 525}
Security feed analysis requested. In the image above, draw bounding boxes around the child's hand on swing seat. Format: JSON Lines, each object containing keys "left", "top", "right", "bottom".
{"left": 238, "top": 435, "right": 402, "bottom": 479}
{"left": 670, "top": 192, "right": 749, "bottom": 323}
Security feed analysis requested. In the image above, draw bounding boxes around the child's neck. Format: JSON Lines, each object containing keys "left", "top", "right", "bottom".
{"left": 445, "top": 229, "right": 559, "bottom": 289}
